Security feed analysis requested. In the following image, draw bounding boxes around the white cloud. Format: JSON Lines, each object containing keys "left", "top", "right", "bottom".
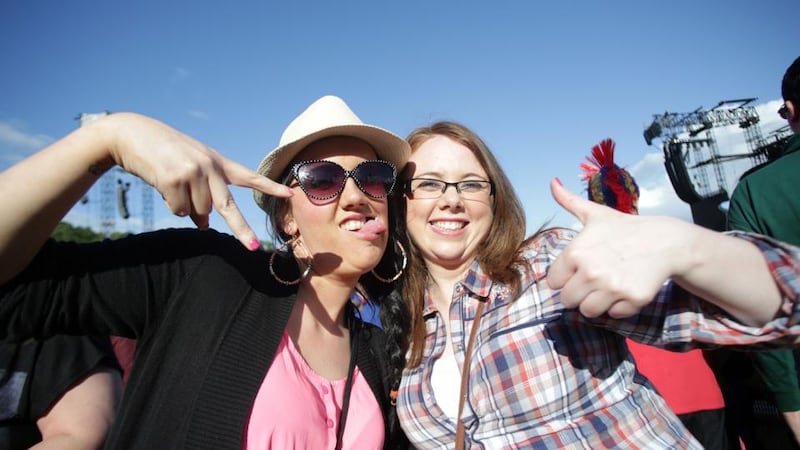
{"left": 639, "top": 178, "right": 693, "bottom": 221}
{"left": 755, "top": 99, "right": 787, "bottom": 134}
{"left": 627, "top": 152, "right": 687, "bottom": 218}
{"left": 188, "top": 109, "right": 209, "bottom": 120}
{"left": 170, "top": 67, "right": 191, "bottom": 84}
{"left": 0, "top": 121, "right": 53, "bottom": 149}
{"left": 626, "top": 98, "right": 784, "bottom": 222}
{"left": 0, "top": 121, "right": 54, "bottom": 166}
{"left": 629, "top": 152, "right": 666, "bottom": 188}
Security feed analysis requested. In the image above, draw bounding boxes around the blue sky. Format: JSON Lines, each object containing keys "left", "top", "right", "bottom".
{"left": 1, "top": 1, "right": 796, "bottom": 240}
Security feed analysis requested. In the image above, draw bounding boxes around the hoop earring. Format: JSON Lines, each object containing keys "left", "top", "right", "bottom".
{"left": 372, "top": 240, "right": 407, "bottom": 283}
{"left": 269, "top": 239, "right": 313, "bottom": 285}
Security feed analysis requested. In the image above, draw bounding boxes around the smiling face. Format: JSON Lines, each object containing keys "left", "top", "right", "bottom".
{"left": 281, "top": 136, "right": 390, "bottom": 282}
{"left": 404, "top": 135, "right": 494, "bottom": 272}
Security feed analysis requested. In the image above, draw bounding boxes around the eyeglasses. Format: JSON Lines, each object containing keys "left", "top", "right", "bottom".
{"left": 778, "top": 103, "right": 791, "bottom": 120}
{"left": 405, "top": 178, "right": 494, "bottom": 199}
{"left": 291, "top": 159, "right": 396, "bottom": 201}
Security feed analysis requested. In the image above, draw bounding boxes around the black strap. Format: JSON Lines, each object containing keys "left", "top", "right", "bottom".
{"left": 335, "top": 315, "right": 360, "bottom": 450}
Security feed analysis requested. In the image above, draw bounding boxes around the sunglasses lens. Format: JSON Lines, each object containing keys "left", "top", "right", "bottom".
{"left": 295, "top": 160, "right": 395, "bottom": 200}
{"left": 297, "top": 161, "right": 345, "bottom": 199}
{"left": 354, "top": 162, "right": 395, "bottom": 198}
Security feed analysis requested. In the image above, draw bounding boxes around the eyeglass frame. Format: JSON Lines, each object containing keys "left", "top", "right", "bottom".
{"left": 778, "top": 102, "right": 791, "bottom": 120}
{"left": 290, "top": 159, "right": 397, "bottom": 201}
{"left": 403, "top": 177, "right": 495, "bottom": 199}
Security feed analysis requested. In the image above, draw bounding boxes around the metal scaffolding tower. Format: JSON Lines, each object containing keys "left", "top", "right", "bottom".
{"left": 76, "top": 112, "right": 155, "bottom": 236}
{"left": 643, "top": 98, "right": 792, "bottom": 230}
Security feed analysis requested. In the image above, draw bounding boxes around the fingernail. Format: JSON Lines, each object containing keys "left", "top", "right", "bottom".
{"left": 286, "top": 186, "right": 294, "bottom": 196}
{"left": 555, "top": 177, "right": 563, "bottom": 186}
{"left": 248, "top": 238, "right": 261, "bottom": 251}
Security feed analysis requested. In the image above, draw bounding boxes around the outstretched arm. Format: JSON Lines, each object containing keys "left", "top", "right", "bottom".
{"left": 0, "top": 113, "right": 291, "bottom": 284}
{"left": 546, "top": 179, "right": 784, "bottom": 326}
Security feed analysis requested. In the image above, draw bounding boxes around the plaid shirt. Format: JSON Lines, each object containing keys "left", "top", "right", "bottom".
{"left": 397, "top": 229, "right": 800, "bottom": 449}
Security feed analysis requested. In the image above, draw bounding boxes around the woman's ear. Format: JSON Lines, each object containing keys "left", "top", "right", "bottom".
{"left": 276, "top": 198, "right": 297, "bottom": 237}
{"left": 788, "top": 100, "right": 798, "bottom": 122}
{"left": 280, "top": 214, "right": 309, "bottom": 259}
{"left": 281, "top": 213, "right": 297, "bottom": 238}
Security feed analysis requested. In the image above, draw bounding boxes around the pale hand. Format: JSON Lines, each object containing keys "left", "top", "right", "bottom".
{"left": 546, "top": 178, "right": 691, "bottom": 318}
{"left": 95, "top": 113, "right": 291, "bottom": 249}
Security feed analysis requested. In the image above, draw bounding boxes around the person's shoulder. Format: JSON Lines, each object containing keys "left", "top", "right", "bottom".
{"left": 516, "top": 227, "right": 575, "bottom": 277}
{"left": 85, "top": 227, "right": 235, "bottom": 248}
{"left": 131, "top": 228, "right": 279, "bottom": 287}
{"left": 359, "top": 320, "right": 386, "bottom": 339}
{"left": 133, "top": 228, "right": 253, "bottom": 258}
{"left": 736, "top": 159, "right": 780, "bottom": 185}
{"left": 730, "top": 150, "right": 798, "bottom": 209}
{"left": 357, "top": 320, "right": 388, "bottom": 359}
{"left": 736, "top": 146, "right": 800, "bottom": 186}
{"left": 138, "top": 227, "right": 238, "bottom": 246}
{"left": 520, "top": 227, "right": 576, "bottom": 255}
{"left": 37, "top": 228, "right": 246, "bottom": 275}
{"left": 728, "top": 172, "right": 753, "bottom": 209}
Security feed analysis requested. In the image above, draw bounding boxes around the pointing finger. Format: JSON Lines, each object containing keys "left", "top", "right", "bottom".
{"left": 222, "top": 158, "right": 293, "bottom": 199}
{"left": 209, "top": 178, "right": 260, "bottom": 250}
{"left": 189, "top": 212, "right": 210, "bottom": 230}
{"left": 207, "top": 174, "right": 261, "bottom": 250}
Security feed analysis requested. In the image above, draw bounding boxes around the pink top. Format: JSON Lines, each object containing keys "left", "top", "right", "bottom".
{"left": 244, "top": 331, "right": 384, "bottom": 450}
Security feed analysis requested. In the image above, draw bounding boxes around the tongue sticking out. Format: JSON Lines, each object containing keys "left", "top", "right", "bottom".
{"left": 361, "top": 219, "right": 387, "bottom": 237}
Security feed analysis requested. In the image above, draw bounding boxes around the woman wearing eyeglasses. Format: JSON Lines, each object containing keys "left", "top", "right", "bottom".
{"left": 0, "top": 96, "right": 411, "bottom": 449}
{"left": 393, "top": 121, "right": 800, "bottom": 449}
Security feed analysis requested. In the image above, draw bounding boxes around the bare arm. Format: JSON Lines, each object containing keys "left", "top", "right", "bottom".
{"left": 0, "top": 113, "right": 291, "bottom": 284}
{"left": 33, "top": 368, "right": 123, "bottom": 450}
{"left": 547, "top": 179, "right": 783, "bottom": 326}
{"left": 0, "top": 121, "right": 109, "bottom": 283}
{"left": 784, "top": 411, "right": 800, "bottom": 445}
{"left": 670, "top": 222, "right": 782, "bottom": 325}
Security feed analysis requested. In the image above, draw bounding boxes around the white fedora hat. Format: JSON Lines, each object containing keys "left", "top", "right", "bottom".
{"left": 253, "top": 95, "right": 410, "bottom": 211}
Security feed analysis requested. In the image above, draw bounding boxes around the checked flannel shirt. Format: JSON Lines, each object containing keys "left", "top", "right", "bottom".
{"left": 397, "top": 228, "right": 800, "bottom": 449}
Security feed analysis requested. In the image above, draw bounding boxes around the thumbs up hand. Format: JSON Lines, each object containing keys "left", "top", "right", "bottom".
{"left": 546, "top": 179, "right": 687, "bottom": 319}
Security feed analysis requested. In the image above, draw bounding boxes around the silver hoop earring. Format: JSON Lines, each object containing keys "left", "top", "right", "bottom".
{"left": 372, "top": 240, "right": 407, "bottom": 283}
{"left": 269, "top": 239, "right": 313, "bottom": 285}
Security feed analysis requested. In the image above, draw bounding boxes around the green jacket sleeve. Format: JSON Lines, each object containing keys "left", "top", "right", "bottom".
{"left": 752, "top": 350, "right": 800, "bottom": 412}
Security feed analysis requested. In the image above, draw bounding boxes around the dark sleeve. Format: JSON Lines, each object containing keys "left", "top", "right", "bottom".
{"left": 27, "top": 334, "right": 121, "bottom": 419}
{"left": 0, "top": 228, "right": 240, "bottom": 341}
{"left": 0, "top": 339, "right": 42, "bottom": 448}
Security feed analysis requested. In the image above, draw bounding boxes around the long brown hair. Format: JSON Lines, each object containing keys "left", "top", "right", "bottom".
{"left": 402, "top": 121, "right": 538, "bottom": 367}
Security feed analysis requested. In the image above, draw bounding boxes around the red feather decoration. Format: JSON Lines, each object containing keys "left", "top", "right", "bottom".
{"left": 581, "top": 138, "right": 639, "bottom": 215}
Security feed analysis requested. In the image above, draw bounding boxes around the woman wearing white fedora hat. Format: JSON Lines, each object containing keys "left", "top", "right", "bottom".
{"left": 0, "top": 95, "right": 411, "bottom": 449}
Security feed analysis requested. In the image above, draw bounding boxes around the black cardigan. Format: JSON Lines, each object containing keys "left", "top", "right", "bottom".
{"left": 0, "top": 228, "right": 398, "bottom": 449}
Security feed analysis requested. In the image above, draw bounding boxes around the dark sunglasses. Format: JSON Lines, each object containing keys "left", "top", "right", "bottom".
{"left": 291, "top": 159, "right": 397, "bottom": 201}
{"left": 778, "top": 103, "right": 791, "bottom": 120}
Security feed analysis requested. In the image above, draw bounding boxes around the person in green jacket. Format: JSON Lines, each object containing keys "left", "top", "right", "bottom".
{"left": 726, "top": 55, "right": 800, "bottom": 449}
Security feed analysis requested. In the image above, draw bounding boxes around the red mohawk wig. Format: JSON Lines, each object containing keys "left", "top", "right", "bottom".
{"left": 580, "top": 138, "right": 639, "bottom": 215}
